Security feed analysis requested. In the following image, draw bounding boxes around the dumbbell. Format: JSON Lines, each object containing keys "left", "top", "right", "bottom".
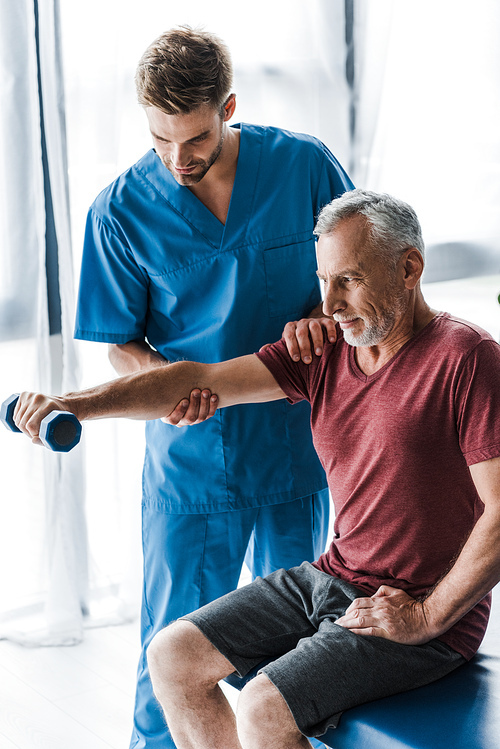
{"left": 1, "top": 394, "right": 82, "bottom": 452}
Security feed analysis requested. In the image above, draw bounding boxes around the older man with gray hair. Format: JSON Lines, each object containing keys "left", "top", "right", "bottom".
{"left": 14, "top": 189, "right": 500, "bottom": 749}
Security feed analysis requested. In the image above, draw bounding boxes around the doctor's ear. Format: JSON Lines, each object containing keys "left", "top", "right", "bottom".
{"left": 222, "top": 94, "right": 236, "bottom": 121}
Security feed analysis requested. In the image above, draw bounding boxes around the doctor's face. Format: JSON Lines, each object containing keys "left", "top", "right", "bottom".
{"left": 145, "top": 104, "right": 227, "bottom": 186}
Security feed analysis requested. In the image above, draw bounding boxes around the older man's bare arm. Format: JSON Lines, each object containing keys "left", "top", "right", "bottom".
{"left": 13, "top": 354, "right": 285, "bottom": 445}
{"left": 336, "top": 455, "right": 500, "bottom": 645}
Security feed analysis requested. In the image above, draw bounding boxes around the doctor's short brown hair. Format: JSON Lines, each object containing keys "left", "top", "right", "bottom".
{"left": 135, "top": 26, "right": 234, "bottom": 115}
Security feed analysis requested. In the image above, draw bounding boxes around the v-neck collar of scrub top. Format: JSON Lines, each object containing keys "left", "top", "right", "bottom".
{"left": 138, "top": 122, "right": 260, "bottom": 252}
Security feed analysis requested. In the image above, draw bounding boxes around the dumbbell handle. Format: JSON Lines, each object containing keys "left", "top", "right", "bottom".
{"left": 1, "top": 394, "right": 82, "bottom": 452}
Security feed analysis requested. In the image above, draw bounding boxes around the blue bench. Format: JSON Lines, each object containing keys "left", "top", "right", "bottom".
{"left": 225, "top": 598, "right": 500, "bottom": 748}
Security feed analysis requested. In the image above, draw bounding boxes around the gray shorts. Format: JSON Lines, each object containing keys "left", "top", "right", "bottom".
{"left": 182, "top": 562, "right": 465, "bottom": 738}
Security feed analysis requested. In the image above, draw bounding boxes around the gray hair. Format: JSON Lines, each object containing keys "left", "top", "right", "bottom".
{"left": 314, "top": 189, "right": 425, "bottom": 268}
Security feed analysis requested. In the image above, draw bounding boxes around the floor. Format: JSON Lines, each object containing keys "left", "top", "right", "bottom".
{"left": 0, "top": 611, "right": 242, "bottom": 749}
{"left": 0, "top": 620, "right": 141, "bottom": 749}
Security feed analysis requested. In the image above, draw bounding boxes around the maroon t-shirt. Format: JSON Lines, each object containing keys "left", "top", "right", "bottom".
{"left": 256, "top": 313, "right": 500, "bottom": 659}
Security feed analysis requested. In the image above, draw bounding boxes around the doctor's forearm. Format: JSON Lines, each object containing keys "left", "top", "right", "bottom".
{"left": 108, "top": 340, "right": 168, "bottom": 376}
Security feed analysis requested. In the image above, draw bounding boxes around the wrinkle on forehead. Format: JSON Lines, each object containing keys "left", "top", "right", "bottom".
{"left": 316, "top": 217, "right": 387, "bottom": 283}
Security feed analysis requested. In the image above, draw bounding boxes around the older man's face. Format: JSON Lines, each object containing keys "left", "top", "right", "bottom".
{"left": 316, "top": 215, "right": 407, "bottom": 348}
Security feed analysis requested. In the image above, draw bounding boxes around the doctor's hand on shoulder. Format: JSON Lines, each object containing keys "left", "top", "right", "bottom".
{"left": 261, "top": 302, "right": 337, "bottom": 364}
{"left": 162, "top": 389, "right": 219, "bottom": 427}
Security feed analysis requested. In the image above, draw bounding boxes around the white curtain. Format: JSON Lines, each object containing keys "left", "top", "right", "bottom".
{"left": 0, "top": 0, "right": 87, "bottom": 646}
{"left": 354, "top": 0, "right": 500, "bottom": 289}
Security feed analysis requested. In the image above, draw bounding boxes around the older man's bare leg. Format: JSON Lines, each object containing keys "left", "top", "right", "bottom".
{"left": 148, "top": 621, "right": 240, "bottom": 748}
{"left": 147, "top": 620, "right": 311, "bottom": 749}
{"left": 237, "top": 673, "right": 313, "bottom": 749}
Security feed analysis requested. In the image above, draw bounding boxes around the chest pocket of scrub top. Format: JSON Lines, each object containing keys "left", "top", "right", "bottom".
{"left": 263, "top": 238, "right": 321, "bottom": 318}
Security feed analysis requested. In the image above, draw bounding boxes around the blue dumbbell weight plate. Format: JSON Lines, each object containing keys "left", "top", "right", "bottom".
{"left": 40, "top": 411, "right": 82, "bottom": 452}
{"left": 0, "top": 393, "right": 22, "bottom": 433}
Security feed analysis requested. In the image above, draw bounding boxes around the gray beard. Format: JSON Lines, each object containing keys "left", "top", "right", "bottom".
{"left": 342, "top": 310, "right": 398, "bottom": 347}
{"left": 339, "top": 289, "right": 408, "bottom": 348}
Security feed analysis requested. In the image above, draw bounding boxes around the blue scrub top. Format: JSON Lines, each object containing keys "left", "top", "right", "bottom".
{"left": 75, "top": 123, "right": 354, "bottom": 513}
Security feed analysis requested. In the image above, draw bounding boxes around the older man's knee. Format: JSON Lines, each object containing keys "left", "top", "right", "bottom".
{"left": 237, "top": 674, "right": 302, "bottom": 743}
{"left": 149, "top": 620, "right": 219, "bottom": 688}
{"left": 147, "top": 621, "right": 197, "bottom": 686}
{"left": 147, "top": 620, "right": 234, "bottom": 694}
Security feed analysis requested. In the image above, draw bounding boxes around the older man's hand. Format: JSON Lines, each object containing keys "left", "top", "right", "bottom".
{"left": 335, "top": 585, "right": 435, "bottom": 646}
{"left": 13, "top": 391, "right": 74, "bottom": 445}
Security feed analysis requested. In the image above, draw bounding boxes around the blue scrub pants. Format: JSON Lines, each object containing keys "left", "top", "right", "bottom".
{"left": 129, "top": 489, "right": 330, "bottom": 749}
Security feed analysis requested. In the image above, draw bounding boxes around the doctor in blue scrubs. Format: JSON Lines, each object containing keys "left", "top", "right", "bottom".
{"left": 74, "top": 27, "right": 353, "bottom": 749}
